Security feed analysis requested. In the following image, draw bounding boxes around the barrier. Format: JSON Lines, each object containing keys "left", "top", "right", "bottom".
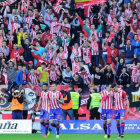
{"left": 0, "top": 120, "right": 139, "bottom": 134}
{"left": 38, "top": 120, "right": 140, "bottom": 134}
{"left": 0, "top": 120, "right": 32, "bottom": 134}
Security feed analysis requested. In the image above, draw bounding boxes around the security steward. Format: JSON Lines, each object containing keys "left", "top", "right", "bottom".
{"left": 61, "top": 90, "right": 74, "bottom": 120}
{"left": 8, "top": 89, "right": 24, "bottom": 119}
{"left": 87, "top": 87, "right": 101, "bottom": 120}
{"left": 69, "top": 85, "right": 80, "bottom": 120}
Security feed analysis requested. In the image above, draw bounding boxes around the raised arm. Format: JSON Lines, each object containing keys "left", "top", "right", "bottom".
{"left": 102, "top": 11, "right": 108, "bottom": 18}
{"left": 77, "top": 14, "right": 88, "bottom": 37}
{"left": 111, "top": 64, "right": 116, "bottom": 75}
{"left": 31, "top": 50, "right": 40, "bottom": 60}
{"left": 114, "top": 45, "right": 125, "bottom": 50}
{"left": 96, "top": 22, "right": 103, "bottom": 34}
{"left": 100, "top": 65, "right": 107, "bottom": 73}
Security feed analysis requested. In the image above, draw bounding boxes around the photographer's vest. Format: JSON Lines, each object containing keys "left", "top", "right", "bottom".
{"left": 70, "top": 92, "right": 80, "bottom": 110}
{"left": 90, "top": 93, "right": 101, "bottom": 109}
{"left": 11, "top": 97, "right": 23, "bottom": 111}
{"left": 61, "top": 95, "right": 73, "bottom": 110}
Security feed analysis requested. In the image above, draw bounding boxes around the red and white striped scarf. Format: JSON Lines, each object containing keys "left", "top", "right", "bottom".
{"left": 91, "top": 30, "right": 98, "bottom": 37}
{"left": 48, "top": 49, "right": 53, "bottom": 58}
{"left": 26, "top": 16, "right": 33, "bottom": 26}
{"left": 51, "top": 57, "right": 60, "bottom": 67}
{"left": 83, "top": 47, "right": 91, "bottom": 64}
{"left": 21, "top": 0, "right": 29, "bottom": 11}
{"left": 56, "top": 0, "right": 62, "bottom": 4}
{"left": 91, "top": 40, "right": 99, "bottom": 55}
{"left": 53, "top": 6, "right": 61, "bottom": 14}
{"left": 108, "top": 21, "right": 120, "bottom": 33}
{"left": 72, "top": 46, "right": 81, "bottom": 57}
{"left": 72, "top": 61, "right": 80, "bottom": 73}
{"left": 50, "top": 21, "right": 61, "bottom": 34}
{"left": 33, "top": 0, "right": 39, "bottom": 8}
{"left": 58, "top": 51, "right": 67, "bottom": 67}
{"left": 125, "top": 9, "right": 132, "bottom": 19}
{"left": 12, "top": 22, "right": 20, "bottom": 32}
{"left": 90, "top": 14, "right": 94, "bottom": 25}
{"left": 107, "top": 14, "right": 115, "bottom": 23}
{"left": 32, "top": 30, "right": 36, "bottom": 40}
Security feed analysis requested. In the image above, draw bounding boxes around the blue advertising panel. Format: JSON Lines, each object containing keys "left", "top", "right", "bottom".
{"left": 41, "top": 120, "right": 140, "bottom": 134}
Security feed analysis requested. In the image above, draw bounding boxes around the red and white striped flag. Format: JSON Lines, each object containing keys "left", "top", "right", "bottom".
{"left": 84, "top": 5, "right": 91, "bottom": 17}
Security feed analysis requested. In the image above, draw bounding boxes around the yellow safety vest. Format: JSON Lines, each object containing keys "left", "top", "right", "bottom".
{"left": 70, "top": 92, "right": 80, "bottom": 110}
{"left": 90, "top": 93, "right": 101, "bottom": 109}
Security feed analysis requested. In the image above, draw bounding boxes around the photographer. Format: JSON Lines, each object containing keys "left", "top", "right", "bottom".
{"left": 8, "top": 89, "right": 24, "bottom": 119}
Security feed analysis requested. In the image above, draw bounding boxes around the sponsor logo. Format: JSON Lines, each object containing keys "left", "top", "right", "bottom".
{"left": 0, "top": 120, "right": 32, "bottom": 134}
{"left": 0, "top": 121, "right": 18, "bottom": 129}
{"left": 132, "top": 88, "right": 140, "bottom": 102}
{"left": 125, "top": 124, "right": 140, "bottom": 130}
{"left": 60, "top": 123, "right": 103, "bottom": 130}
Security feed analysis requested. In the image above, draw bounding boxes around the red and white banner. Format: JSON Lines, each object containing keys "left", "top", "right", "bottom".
{"left": 75, "top": 0, "right": 107, "bottom": 9}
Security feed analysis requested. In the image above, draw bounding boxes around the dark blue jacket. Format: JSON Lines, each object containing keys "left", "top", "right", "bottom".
{"left": 115, "top": 45, "right": 140, "bottom": 58}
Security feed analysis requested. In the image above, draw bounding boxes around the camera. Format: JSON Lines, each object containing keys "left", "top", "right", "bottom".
{"left": 21, "top": 92, "right": 25, "bottom": 95}
{"left": 14, "top": 92, "right": 18, "bottom": 96}
{"left": 13, "top": 90, "right": 19, "bottom": 96}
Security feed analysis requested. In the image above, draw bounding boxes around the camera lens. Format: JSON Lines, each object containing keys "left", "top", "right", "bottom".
{"left": 14, "top": 92, "right": 18, "bottom": 95}
{"left": 21, "top": 92, "right": 25, "bottom": 95}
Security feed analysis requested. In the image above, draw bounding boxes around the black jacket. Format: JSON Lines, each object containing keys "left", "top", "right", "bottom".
{"left": 21, "top": 40, "right": 33, "bottom": 62}
{"left": 118, "top": 72, "right": 131, "bottom": 85}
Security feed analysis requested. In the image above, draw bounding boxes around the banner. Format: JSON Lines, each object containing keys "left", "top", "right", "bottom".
{"left": 75, "top": 0, "right": 107, "bottom": 9}
{"left": 0, "top": 85, "right": 11, "bottom": 110}
{"left": 123, "top": 86, "right": 140, "bottom": 107}
{"left": 0, "top": 120, "right": 32, "bottom": 134}
{"left": 0, "top": 85, "right": 37, "bottom": 110}
{"left": 0, "top": 0, "right": 17, "bottom": 6}
{"left": 33, "top": 120, "right": 140, "bottom": 133}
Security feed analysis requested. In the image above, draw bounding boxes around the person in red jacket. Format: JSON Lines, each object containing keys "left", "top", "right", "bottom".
{"left": 130, "top": 13, "right": 139, "bottom": 32}
{"left": 41, "top": 28, "right": 52, "bottom": 47}
{"left": 103, "top": 43, "right": 119, "bottom": 64}
{"left": 9, "top": 42, "right": 24, "bottom": 59}
{"left": 31, "top": 50, "right": 49, "bottom": 67}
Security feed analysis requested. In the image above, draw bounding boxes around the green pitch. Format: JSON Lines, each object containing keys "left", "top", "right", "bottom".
{"left": 0, "top": 134, "right": 140, "bottom": 140}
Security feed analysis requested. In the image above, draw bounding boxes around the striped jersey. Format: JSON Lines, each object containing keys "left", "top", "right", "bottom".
{"left": 48, "top": 69, "right": 58, "bottom": 81}
{"left": 79, "top": 71, "right": 92, "bottom": 85}
{"left": 48, "top": 91, "right": 63, "bottom": 109}
{"left": 101, "top": 90, "right": 113, "bottom": 109}
{"left": 28, "top": 73, "right": 39, "bottom": 85}
{"left": 40, "top": 91, "right": 50, "bottom": 112}
{"left": 113, "top": 89, "right": 127, "bottom": 110}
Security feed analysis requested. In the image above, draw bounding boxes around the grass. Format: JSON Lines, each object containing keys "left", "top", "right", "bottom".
{"left": 0, "top": 134, "right": 140, "bottom": 140}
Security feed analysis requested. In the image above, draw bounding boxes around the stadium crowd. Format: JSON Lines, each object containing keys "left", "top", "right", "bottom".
{"left": 0, "top": 0, "right": 140, "bottom": 120}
